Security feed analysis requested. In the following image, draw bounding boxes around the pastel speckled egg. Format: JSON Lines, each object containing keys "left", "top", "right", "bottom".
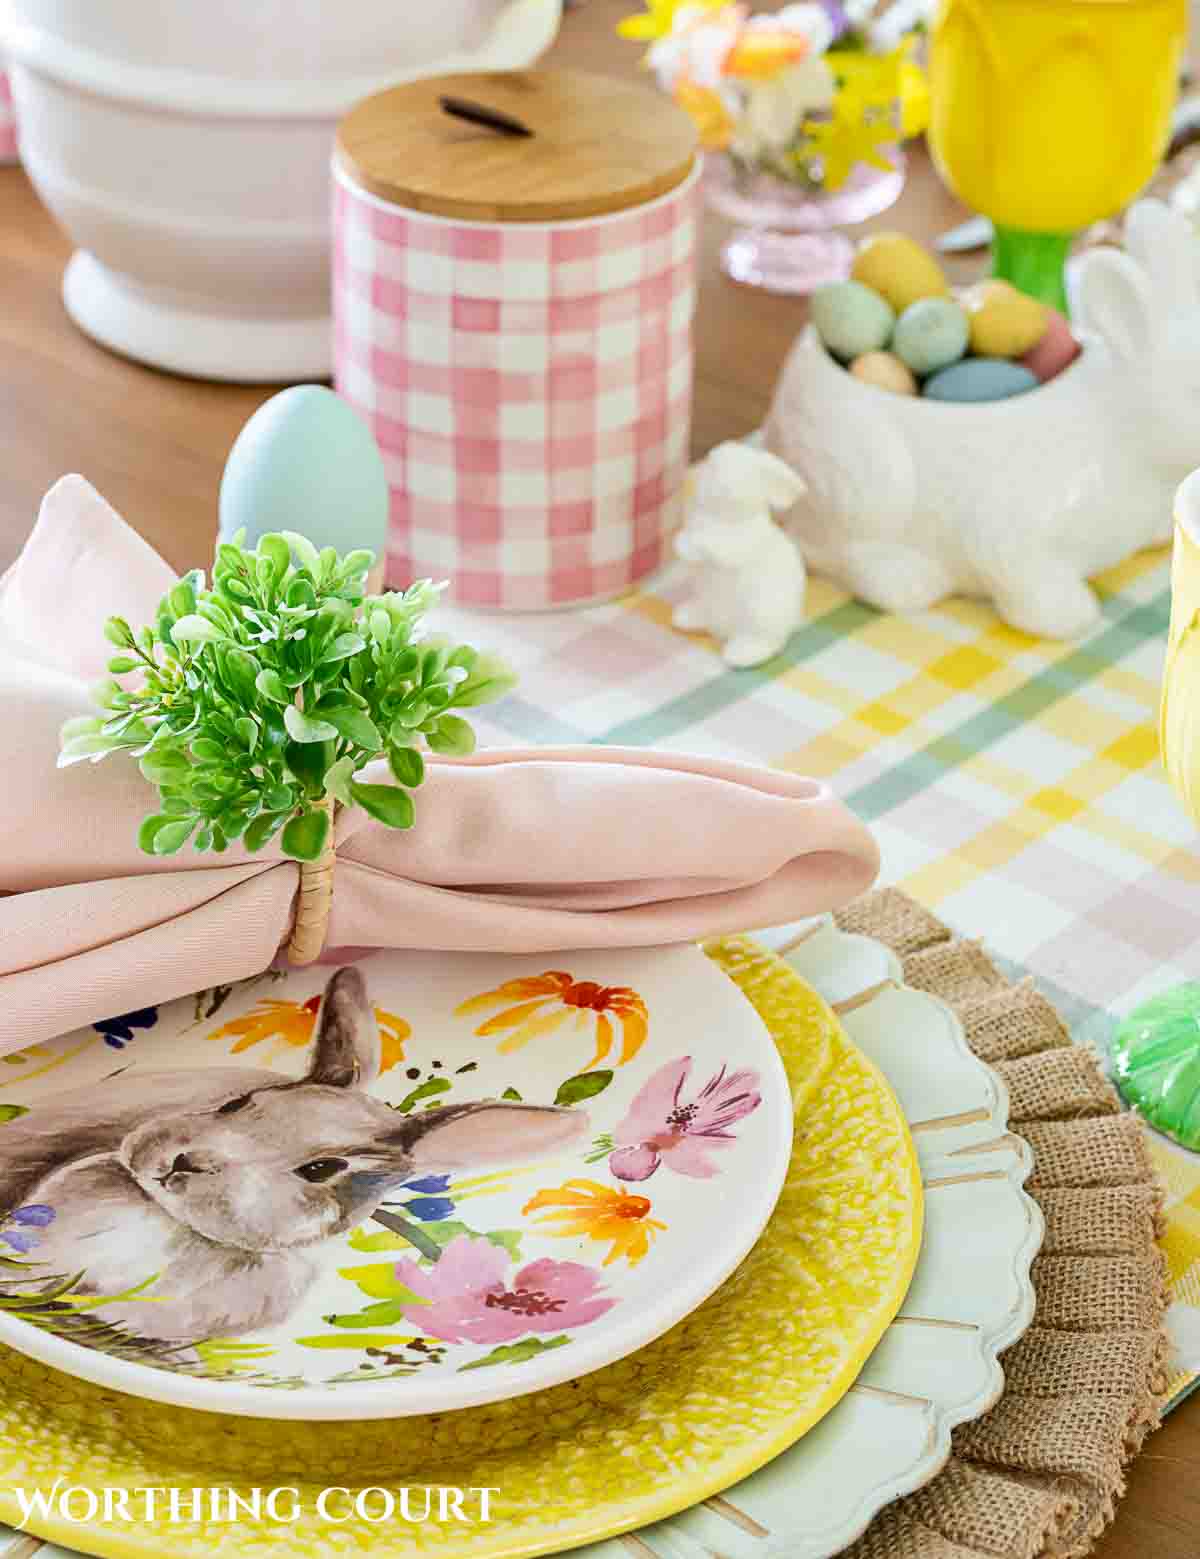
{"left": 849, "top": 351, "right": 917, "bottom": 396}
{"left": 811, "top": 281, "right": 895, "bottom": 360}
{"left": 923, "top": 358, "right": 1039, "bottom": 403}
{"left": 850, "top": 231, "right": 948, "bottom": 315}
{"left": 891, "top": 297, "right": 969, "bottom": 376}
{"left": 963, "top": 279, "right": 1047, "bottom": 359}
{"left": 219, "top": 385, "right": 391, "bottom": 562}
{"left": 1021, "top": 306, "right": 1081, "bottom": 382}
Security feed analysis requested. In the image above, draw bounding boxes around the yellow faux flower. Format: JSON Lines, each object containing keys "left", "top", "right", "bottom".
{"left": 617, "top": 0, "right": 726, "bottom": 43}
{"left": 801, "top": 102, "right": 896, "bottom": 190}
{"left": 831, "top": 47, "right": 902, "bottom": 117}
{"left": 797, "top": 45, "right": 913, "bottom": 189}
{"left": 675, "top": 79, "right": 737, "bottom": 148}
{"left": 522, "top": 1179, "right": 667, "bottom": 1268}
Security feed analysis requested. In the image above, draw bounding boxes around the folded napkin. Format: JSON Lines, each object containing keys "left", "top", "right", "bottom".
{"left": 0, "top": 477, "right": 879, "bottom": 1057}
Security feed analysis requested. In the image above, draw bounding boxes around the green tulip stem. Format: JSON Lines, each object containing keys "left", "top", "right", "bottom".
{"left": 990, "top": 225, "right": 1073, "bottom": 315}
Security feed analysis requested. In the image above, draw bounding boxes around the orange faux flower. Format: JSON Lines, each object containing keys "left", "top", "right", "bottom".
{"left": 523, "top": 1179, "right": 666, "bottom": 1268}
{"left": 455, "top": 972, "right": 648, "bottom": 1070}
{"left": 723, "top": 28, "right": 808, "bottom": 80}
{"left": 673, "top": 79, "right": 736, "bottom": 149}
{"left": 208, "top": 995, "right": 410, "bottom": 1073}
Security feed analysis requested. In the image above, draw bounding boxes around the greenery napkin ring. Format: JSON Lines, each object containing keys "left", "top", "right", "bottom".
{"left": 58, "top": 533, "right": 513, "bottom": 963}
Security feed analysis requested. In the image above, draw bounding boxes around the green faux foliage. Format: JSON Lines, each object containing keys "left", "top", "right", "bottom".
{"left": 58, "top": 533, "right": 516, "bottom": 862}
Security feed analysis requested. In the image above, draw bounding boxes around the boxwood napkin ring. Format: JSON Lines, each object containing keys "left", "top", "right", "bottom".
{"left": 288, "top": 797, "right": 337, "bottom": 965}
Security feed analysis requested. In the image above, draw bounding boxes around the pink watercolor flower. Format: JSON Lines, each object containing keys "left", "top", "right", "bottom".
{"left": 609, "top": 1056, "right": 762, "bottom": 1182}
{"left": 393, "top": 1235, "right": 616, "bottom": 1345}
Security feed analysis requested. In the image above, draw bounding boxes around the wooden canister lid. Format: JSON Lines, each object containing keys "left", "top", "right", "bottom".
{"left": 335, "top": 68, "right": 699, "bottom": 223}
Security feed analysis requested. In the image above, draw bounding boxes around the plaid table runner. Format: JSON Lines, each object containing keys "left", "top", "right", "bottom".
{"left": 440, "top": 544, "right": 1199, "bottom": 1407}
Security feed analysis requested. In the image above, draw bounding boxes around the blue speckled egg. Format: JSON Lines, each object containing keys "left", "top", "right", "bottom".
{"left": 219, "top": 386, "right": 391, "bottom": 561}
{"left": 923, "top": 358, "right": 1039, "bottom": 403}
{"left": 811, "top": 281, "right": 895, "bottom": 360}
{"left": 892, "top": 297, "right": 969, "bottom": 376}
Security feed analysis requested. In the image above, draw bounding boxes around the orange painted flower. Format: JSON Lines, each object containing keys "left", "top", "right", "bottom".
{"left": 455, "top": 972, "right": 648, "bottom": 1070}
{"left": 208, "top": 996, "right": 410, "bottom": 1073}
{"left": 523, "top": 1179, "right": 666, "bottom": 1268}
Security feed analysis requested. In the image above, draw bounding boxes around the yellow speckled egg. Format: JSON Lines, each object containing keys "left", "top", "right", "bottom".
{"left": 849, "top": 351, "right": 918, "bottom": 396}
{"left": 963, "top": 280, "right": 1048, "bottom": 359}
{"left": 851, "top": 231, "right": 948, "bottom": 315}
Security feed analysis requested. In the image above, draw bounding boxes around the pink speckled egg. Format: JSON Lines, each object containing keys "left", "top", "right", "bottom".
{"left": 1021, "top": 307, "right": 1080, "bottom": 382}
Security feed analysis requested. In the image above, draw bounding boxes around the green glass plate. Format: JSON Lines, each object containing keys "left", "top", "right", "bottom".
{"left": 1113, "top": 984, "right": 1200, "bottom": 1150}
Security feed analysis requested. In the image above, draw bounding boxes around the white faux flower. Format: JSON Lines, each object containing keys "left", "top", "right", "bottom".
{"left": 750, "top": 3, "right": 835, "bottom": 56}
{"left": 843, "top": 0, "right": 877, "bottom": 29}
{"left": 870, "top": 0, "right": 933, "bottom": 49}
{"left": 647, "top": 4, "right": 741, "bottom": 92}
{"left": 734, "top": 56, "right": 836, "bottom": 157}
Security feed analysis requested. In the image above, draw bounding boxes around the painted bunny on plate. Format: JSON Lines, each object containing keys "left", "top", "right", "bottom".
{"left": 0, "top": 967, "right": 586, "bottom": 1343}
{"left": 765, "top": 199, "right": 1200, "bottom": 640}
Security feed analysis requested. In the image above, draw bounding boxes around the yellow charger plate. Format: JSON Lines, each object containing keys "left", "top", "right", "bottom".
{"left": 0, "top": 937, "right": 922, "bottom": 1559}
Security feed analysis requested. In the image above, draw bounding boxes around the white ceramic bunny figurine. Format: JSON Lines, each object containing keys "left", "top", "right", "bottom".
{"left": 0, "top": 967, "right": 587, "bottom": 1344}
{"left": 764, "top": 198, "right": 1200, "bottom": 640}
{"left": 674, "top": 441, "right": 809, "bottom": 667}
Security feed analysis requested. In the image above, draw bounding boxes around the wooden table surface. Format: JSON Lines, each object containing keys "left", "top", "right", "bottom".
{"left": 0, "top": 1, "right": 1197, "bottom": 1553}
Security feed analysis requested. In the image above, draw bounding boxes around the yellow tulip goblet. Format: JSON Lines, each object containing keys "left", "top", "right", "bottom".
{"left": 1114, "top": 470, "right": 1200, "bottom": 1150}
{"left": 928, "top": 0, "right": 1186, "bottom": 312}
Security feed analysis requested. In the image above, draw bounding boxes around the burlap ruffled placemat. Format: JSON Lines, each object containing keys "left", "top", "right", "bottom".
{"left": 834, "top": 889, "right": 1172, "bottom": 1559}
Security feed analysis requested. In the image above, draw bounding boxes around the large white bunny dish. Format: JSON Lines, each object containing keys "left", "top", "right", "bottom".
{"left": 673, "top": 442, "right": 809, "bottom": 667}
{"left": 764, "top": 199, "right": 1200, "bottom": 640}
{"left": 0, "top": 967, "right": 586, "bottom": 1347}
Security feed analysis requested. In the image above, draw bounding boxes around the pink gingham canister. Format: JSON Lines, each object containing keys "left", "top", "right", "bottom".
{"left": 333, "top": 70, "right": 699, "bottom": 608}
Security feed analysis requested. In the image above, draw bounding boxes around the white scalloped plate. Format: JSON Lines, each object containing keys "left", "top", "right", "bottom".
{"left": 572, "top": 914, "right": 1043, "bottom": 1559}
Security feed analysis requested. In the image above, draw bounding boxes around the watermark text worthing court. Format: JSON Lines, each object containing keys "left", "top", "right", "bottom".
{"left": 9, "top": 1480, "right": 499, "bottom": 1527}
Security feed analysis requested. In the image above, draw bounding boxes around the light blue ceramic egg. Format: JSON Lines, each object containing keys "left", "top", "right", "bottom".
{"left": 892, "top": 297, "right": 969, "bottom": 377}
{"left": 923, "top": 359, "right": 1039, "bottom": 403}
{"left": 811, "top": 281, "right": 895, "bottom": 360}
{"left": 218, "top": 386, "right": 391, "bottom": 562}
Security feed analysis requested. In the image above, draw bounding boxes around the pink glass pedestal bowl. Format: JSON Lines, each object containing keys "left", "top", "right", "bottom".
{"left": 704, "top": 147, "right": 907, "bottom": 294}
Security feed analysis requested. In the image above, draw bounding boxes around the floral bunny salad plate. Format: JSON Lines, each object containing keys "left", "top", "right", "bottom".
{"left": 0, "top": 943, "right": 793, "bottom": 1418}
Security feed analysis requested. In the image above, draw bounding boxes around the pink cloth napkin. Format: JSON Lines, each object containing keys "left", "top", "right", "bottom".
{"left": 0, "top": 477, "right": 879, "bottom": 1057}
